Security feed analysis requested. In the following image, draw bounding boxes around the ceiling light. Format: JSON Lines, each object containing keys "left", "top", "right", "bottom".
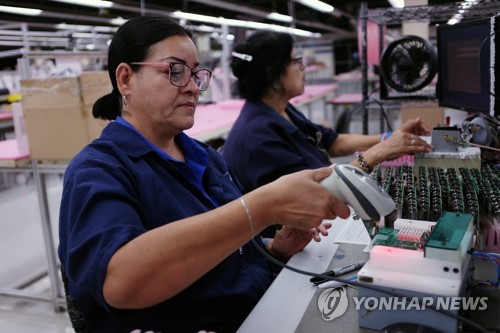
{"left": 0, "top": 5, "right": 42, "bottom": 16}
{"left": 172, "top": 11, "right": 320, "bottom": 38}
{"left": 295, "top": 0, "right": 334, "bottom": 13}
{"left": 450, "top": 0, "right": 479, "bottom": 25}
{"left": 172, "top": 11, "right": 221, "bottom": 25}
{"left": 51, "top": 0, "right": 113, "bottom": 9}
{"left": 388, "top": 0, "right": 405, "bottom": 8}
{"left": 56, "top": 23, "right": 95, "bottom": 31}
{"left": 110, "top": 17, "right": 127, "bottom": 25}
{"left": 267, "top": 12, "right": 293, "bottom": 23}
{"left": 55, "top": 23, "right": 117, "bottom": 33}
{"left": 195, "top": 25, "right": 218, "bottom": 33}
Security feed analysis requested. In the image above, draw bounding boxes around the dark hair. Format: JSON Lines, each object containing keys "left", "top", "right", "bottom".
{"left": 93, "top": 16, "right": 193, "bottom": 120}
{"left": 231, "top": 31, "right": 294, "bottom": 99}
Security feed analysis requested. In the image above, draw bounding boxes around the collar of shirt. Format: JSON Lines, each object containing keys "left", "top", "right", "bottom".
{"left": 253, "top": 99, "right": 330, "bottom": 160}
{"left": 115, "top": 116, "right": 217, "bottom": 207}
{"left": 250, "top": 99, "right": 316, "bottom": 134}
{"left": 252, "top": 99, "right": 323, "bottom": 143}
{"left": 250, "top": 99, "right": 299, "bottom": 134}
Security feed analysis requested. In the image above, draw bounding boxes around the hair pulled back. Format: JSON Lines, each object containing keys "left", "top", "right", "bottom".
{"left": 230, "top": 31, "right": 294, "bottom": 99}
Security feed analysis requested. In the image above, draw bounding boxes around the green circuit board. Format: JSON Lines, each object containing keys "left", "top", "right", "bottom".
{"left": 370, "top": 227, "right": 424, "bottom": 251}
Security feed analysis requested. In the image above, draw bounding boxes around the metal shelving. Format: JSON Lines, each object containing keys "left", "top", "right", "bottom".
{"left": 367, "top": 0, "right": 500, "bottom": 25}
{"left": 359, "top": 0, "right": 500, "bottom": 134}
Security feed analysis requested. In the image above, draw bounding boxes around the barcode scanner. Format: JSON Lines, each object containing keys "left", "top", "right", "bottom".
{"left": 320, "top": 164, "right": 396, "bottom": 230}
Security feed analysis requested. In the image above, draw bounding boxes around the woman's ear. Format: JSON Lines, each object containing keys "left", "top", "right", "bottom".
{"left": 265, "top": 66, "right": 276, "bottom": 82}
{"left": 116, "top": 63, "right": 133, "bottom": 96}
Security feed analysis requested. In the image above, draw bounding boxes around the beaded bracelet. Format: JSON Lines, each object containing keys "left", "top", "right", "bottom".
{"left": 380, "top": 131, "right": 393, "bottom": 141}
{"left": 356, "top": 153, "right": 373, "bottom": 173}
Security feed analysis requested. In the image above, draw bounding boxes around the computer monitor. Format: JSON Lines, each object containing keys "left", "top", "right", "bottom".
{"left": 436, "top": 17, "right": 499, "bottom": 117}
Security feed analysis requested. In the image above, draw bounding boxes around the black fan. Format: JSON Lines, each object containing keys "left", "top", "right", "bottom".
{"left": 380, "top": 35, "right": 437, "bottom": 93}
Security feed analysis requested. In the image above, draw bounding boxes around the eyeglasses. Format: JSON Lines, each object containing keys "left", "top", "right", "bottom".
{"left": 130, "top": 62, "right": 212, "bottom": 91}
{"left": 289, "top": 57, "right": 305, "bottom": 71}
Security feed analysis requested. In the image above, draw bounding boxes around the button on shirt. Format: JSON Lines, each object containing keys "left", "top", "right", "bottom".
{"left": 222, "top": 99, "right": 338, "bottom": 193}
{"left": 58, "top": 121, "right": 272, "bottom": 333}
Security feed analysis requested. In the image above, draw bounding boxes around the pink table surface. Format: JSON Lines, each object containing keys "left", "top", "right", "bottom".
{"left": 290, "top": 83, "right": 337, "bottom": 106}
{"left": 185, "top": 99, "right": 244, "bottom": 140}
{"left": 0, "top": 138, "right": 30, "bottom": 160}
{"left": 328, "top": 93, "right": 363, "bottom": 105}
{"left": 186, "top": 84, "right": 337, "bottom": 140}
{"left": 380, "top": 155, "right": 415, "bottom": 167}
{"left": 0, "top": 112, "right": 13, "bottom": 121}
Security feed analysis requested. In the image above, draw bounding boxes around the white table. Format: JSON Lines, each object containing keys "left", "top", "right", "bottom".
{"left": 237, "top": 214, "right": 364, "bottom": 333}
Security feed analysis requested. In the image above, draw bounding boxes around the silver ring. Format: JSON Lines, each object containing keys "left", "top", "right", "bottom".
{"left": 411, "top": 139, "right": 417, "bottom": 147}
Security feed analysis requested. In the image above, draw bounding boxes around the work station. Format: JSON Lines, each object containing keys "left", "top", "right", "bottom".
{"left": 0, "top": 1, "right": 499, "bottom": 333}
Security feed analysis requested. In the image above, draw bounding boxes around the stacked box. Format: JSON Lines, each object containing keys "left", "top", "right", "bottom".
{"left": 79, "top": 72, "right": 110, "bottom": 143}
{"left": 21, "top": 72, "right": 111, "bottom": 161}
{"left": 400, "top": 101, "right": 445, "bottom": 130}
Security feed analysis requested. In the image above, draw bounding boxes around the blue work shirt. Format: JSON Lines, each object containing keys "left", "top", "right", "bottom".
{"left": 222, "top": 99, "right": 338, "bottom": 193}
{"left": 58, "top": 121, "right": 272, "bottom": 333}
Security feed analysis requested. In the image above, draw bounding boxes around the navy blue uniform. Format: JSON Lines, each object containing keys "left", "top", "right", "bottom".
{"left": 222, "top": 99, "right": 338, "bottom": 192}
{"left": 58, "top": 119, "right": 272, "bottom": 333}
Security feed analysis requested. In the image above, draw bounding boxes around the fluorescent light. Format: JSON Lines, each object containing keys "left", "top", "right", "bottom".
{"left": 110, "top": 17, "right": 127, "bottom": 26}
{"left": 55, "top": 23, "right": 117, "bottom": 32}
{"left": 449, "top": 1, "right": 480, "bottom": 25}
{"left": 172, "top": 11, "right": 320, "bottom": 38}
{"left": 51, "top": 0, "right": 113, "bottom": 8}
{"left": 173, "top": 11, "right": 221, "bottom": 25}
{"left": 388, "top": 0, "right": 405, "bottom": 8}
{"left": 0, "top": 5, "right": 42, "bottom": 16}
{"left": 267, "top": 12, "right": 293, "bottom": 23}
{"left": 195, "top": 25, "right": 218, "bottom": 33}
{"left": 296, "top": 0, "right": 334, "bottom": 13}
{"left": 56, "top": 23, "right": 97, "bottom": 31}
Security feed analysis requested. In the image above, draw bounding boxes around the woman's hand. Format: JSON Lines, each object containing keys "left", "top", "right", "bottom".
{"left": 249, "top": 167, "right": 350, "bottom": 232}
{"left": 361, "top": 119, "right": 433, "bottom": 165}
{"left": 377, "top": 130, "right": 433, "bottom": 161}
{"left": 398, "top": 117, "right": 431, "bottom": 136}
{"left": 266, "top": 222, "right": 332, "bottom": 260}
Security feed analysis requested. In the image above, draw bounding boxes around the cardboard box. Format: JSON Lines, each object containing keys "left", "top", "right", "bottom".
{"left": 21, "top": 72, "right": 111, "bottom": 161}
{"left": 79, "top": 71, "right": 110, "bottom": 144}
{"left": 79, "top": 71, "right": 112, "bottom": 106}
{"left": 82, "top": 105, "right": 108, "bottom": 142}
{"left": 21, "top": 76, "right": 81, "bottom": 109}
{"left": 400, "top": 102, "right": 445, "bottom": 130}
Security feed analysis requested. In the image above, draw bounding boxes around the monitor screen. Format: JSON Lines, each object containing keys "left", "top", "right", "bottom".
{"left": 436, "top": 18, "right": 496, "bottom": 116}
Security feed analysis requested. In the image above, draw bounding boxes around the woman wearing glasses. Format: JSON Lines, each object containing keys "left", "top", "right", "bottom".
{"left": 222, "top": 30, "right": 433, "bottom": 237}
{"left": 58, "top": 16, "right": 350, "bottom": 333}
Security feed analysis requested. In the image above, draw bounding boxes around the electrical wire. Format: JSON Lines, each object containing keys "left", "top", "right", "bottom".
{"left": 369, "top": 98, "right": 393, "bottom": 132}
{"left": 471, "top": 251, "right": 500, "bottom": 288}
{"left": 366, "top": 88, "right": 394, "bottom": 132}
{"left": 479, "top": 29, "right": 498, "bottom": 98}
{"left": 468, "top": 142, "right": 500, "bottom": 152}
{"left": 251, "top": 237, "right": 493, "bottom": 333}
